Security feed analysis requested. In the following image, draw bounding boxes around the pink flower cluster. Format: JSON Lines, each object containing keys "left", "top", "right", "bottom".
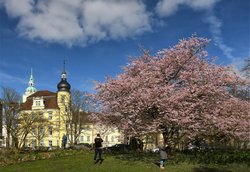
{"left": 92, "top": 36, "right": 250, "bottom": 141}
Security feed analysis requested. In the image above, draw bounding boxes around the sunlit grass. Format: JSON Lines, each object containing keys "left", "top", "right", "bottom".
{"left": 0, "top": 152, "right": 249, "bottom": 172}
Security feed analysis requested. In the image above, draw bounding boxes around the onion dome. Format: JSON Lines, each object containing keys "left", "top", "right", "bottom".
{"left": 57, "top": 61, "right": 71, "bottom": 92}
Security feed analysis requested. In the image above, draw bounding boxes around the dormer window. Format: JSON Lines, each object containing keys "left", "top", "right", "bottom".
{"left": 36, "top": 101, "right": 40, "bottom": 106}
{"left": 32, "top": 97, "right": 45, "bottom": 110}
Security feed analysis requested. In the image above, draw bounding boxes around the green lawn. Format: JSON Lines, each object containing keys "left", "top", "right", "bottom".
{"left": 0, "top": 152, "right": 249, "bottom": 172}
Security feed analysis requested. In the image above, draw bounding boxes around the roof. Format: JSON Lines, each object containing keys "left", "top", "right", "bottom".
{"left": 21, "top": 90, "right": 59, "bottom": 110}
{"left": 57, "top": 79, "right": 71, "bottom": 92}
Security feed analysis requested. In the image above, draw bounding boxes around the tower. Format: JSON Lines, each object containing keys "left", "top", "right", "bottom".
{"left": 23, "top": 69, "right": 37, "bottom": 102}
{"left": 57, "top": 61, "right": 71, "bottom": 106}
{"left": 57, "top": 61, "right": 71, "bottom": 143}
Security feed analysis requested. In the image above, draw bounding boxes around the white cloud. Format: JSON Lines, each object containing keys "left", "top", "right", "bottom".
{"left": 155, "top": 0, "right": 220, "bottom": 17}
{"left": 155, "top": 0, "right": 243, "bottom": 67}
{"left": 3, "top": 0, "right": 33, "bottom": 17}
{"left": 204, "top": 12, "right": 235, "bottom": 59}
{"left": 1, "top": 0, "right": 151, "bottom": 46}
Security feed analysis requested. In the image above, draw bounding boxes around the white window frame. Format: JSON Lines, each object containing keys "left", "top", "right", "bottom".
{"left": 48, "top": 112, "right": 52, "bottom": 120}
{"left": 49, "top": 140, "right": 52, "bottom": 147}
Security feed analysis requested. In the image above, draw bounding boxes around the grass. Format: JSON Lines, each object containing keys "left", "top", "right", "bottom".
{"left": 0, "top": 151, "right": 249, "bottom": 172}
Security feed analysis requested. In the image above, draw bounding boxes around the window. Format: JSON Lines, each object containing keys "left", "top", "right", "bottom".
{"left": 48, "top": 112, "right": 52, "bottom": 120}
{"left": 32, "top": 128, "right": 36, "bottom": 134}
{"left": 61, "top": 95, "right": 66, "bottom": 103}
{"left": 39, "top": 127, "right": 44, "bottom": 135}
{"left": 111, "top": 136, "right": 114, "bottom": 142}
{"left": 48, "top": 127, "right": 53, "bottom": 136}
{"left": 62, "top": 73, "right": 66, "bottom": 79}
{"left": 49, "top": 140, "right": 52, "bottom": 147}
{"left": 81, "top": 136, "right": 84, "bottom": 142}
{"left": 87, "top": 136, "right": 90, "bottom": 142}
{"left": 86, "top": 126, "right": 90, "bottom": 131}
{"left": 40, "top": 140, "right": 44, "bottom": 146}
{"left": 36, "top": 101, "right": 40, "bottom": 106}
{"left": 32, "top": 140, "right": 36, "bottom": 148}
{"left": 105, "top": 136, "right": 108, "bottom": 142}
{"left": 117, "top": 136, "right": 121, "bottom": 142}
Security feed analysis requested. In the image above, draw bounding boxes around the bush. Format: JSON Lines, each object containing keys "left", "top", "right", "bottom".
{"left": 177, "top": 149, "right": 250, "bottom": 165}
{"left": 0, "top": 148, "right": 90, "bottom": 166}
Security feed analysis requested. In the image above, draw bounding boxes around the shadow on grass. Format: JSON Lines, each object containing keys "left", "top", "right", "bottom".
{"left": 192, "top": 167, "right": 232, "bottom": 172}
{"left": 109, "top": 152, "right": 159, "bottom": 165}
{"left": 94, "top": 159, "right": 104, "bottom": 165}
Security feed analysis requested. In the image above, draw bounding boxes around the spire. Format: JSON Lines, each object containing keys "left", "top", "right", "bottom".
{"left": 61, "top": 60, "right": 67, "bottom": 80}
{"left": 63, "top": 60, "right": 66, "bottom": 73}
{"left": 25, "top": 68, "right": 37, "bottom": 94}
{"left": 23, "top": 68, "right": 37, "bottom": 102}
{"left": 29, "top": 68, "right": 34, "bottom": 87}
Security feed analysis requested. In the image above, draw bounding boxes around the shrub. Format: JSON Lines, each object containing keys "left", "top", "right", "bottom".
{"left": 178, "top": 149, "right": 250, "bottom": 165}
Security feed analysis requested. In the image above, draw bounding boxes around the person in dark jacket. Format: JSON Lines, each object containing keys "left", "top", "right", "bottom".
{"left": 94, "top": 133, "right": 103, "bottom": 163}
{"left": 159, "top": 143, "right": 170, "bottom": 169}
{"left": 62, "top": 134, "right": 67, "bottom": 149}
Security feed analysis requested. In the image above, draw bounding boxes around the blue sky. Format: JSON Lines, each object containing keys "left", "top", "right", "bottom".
{"left": 0, "top": 0, "right": 249, "bottom": 96}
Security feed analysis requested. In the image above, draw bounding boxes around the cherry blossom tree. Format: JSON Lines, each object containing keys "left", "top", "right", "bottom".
{"left": 92, "top": 36, "right": 250, "bottom": 144}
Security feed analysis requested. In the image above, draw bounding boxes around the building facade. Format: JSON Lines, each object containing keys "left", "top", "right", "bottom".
{"left": 78, "top": 123, "right": 122, "bottom": 147}
{"left": 20, "top": 65, "right": 70, "bottom": 148}
{"left": 19, "top": 64, "right": 122, "bottom": 149}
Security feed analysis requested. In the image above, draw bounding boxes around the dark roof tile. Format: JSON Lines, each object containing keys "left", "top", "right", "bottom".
{"left": 21, "top": 90, "right": 59, "bottom": 110}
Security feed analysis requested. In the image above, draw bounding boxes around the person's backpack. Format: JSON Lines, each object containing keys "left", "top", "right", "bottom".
{"left": 95, "top": 138, "right": 102, "bottom": 148}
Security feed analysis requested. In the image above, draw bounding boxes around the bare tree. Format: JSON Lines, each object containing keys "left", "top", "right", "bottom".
{"left": 18, "top": 111, "right": 51, "bottom": 148}
{"left": 1, "top": 87, "right": 20, "bottom": 148}
{"left": 59, "top": 95, "right": 74, "bottom": 146}
{"left": 32, "top": 115, "right": 52, "bottom": 148}
{"left": 71, "top": 89, "right": 92, "bottom": 144}
{"left": 60, "top": 89, "right": 96, "bottom": 145}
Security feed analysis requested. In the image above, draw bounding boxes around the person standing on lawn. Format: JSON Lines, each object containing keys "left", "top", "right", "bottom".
{"left": 94, "top": 133, "right": 104, "bottom": 163}
{"left": 62, "top": 134, "right": 67, "bottom": 149}
{"left": 159, "top": 142, "right": 170, "bottom": 169}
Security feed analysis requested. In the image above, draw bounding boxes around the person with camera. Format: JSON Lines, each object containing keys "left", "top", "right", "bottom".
{"left": 93, "top": 133, "right": 104, "bottom": 164}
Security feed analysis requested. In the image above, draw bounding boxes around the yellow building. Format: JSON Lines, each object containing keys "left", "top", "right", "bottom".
{"left": 20, "top": 64, "right": 70, "bottom": 148}
{"left": 19, "top": 64, "right": 122, "bottom": 149}
{"left": 78, "top": 123, "right": 122, "bottom": 147}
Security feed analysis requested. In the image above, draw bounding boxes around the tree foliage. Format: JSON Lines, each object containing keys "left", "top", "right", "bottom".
{"left": 92, "top": 36, "right": 250, "bottom": 143}
{"left": 241, "top": 58, "right": 250, "bottom": 81}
